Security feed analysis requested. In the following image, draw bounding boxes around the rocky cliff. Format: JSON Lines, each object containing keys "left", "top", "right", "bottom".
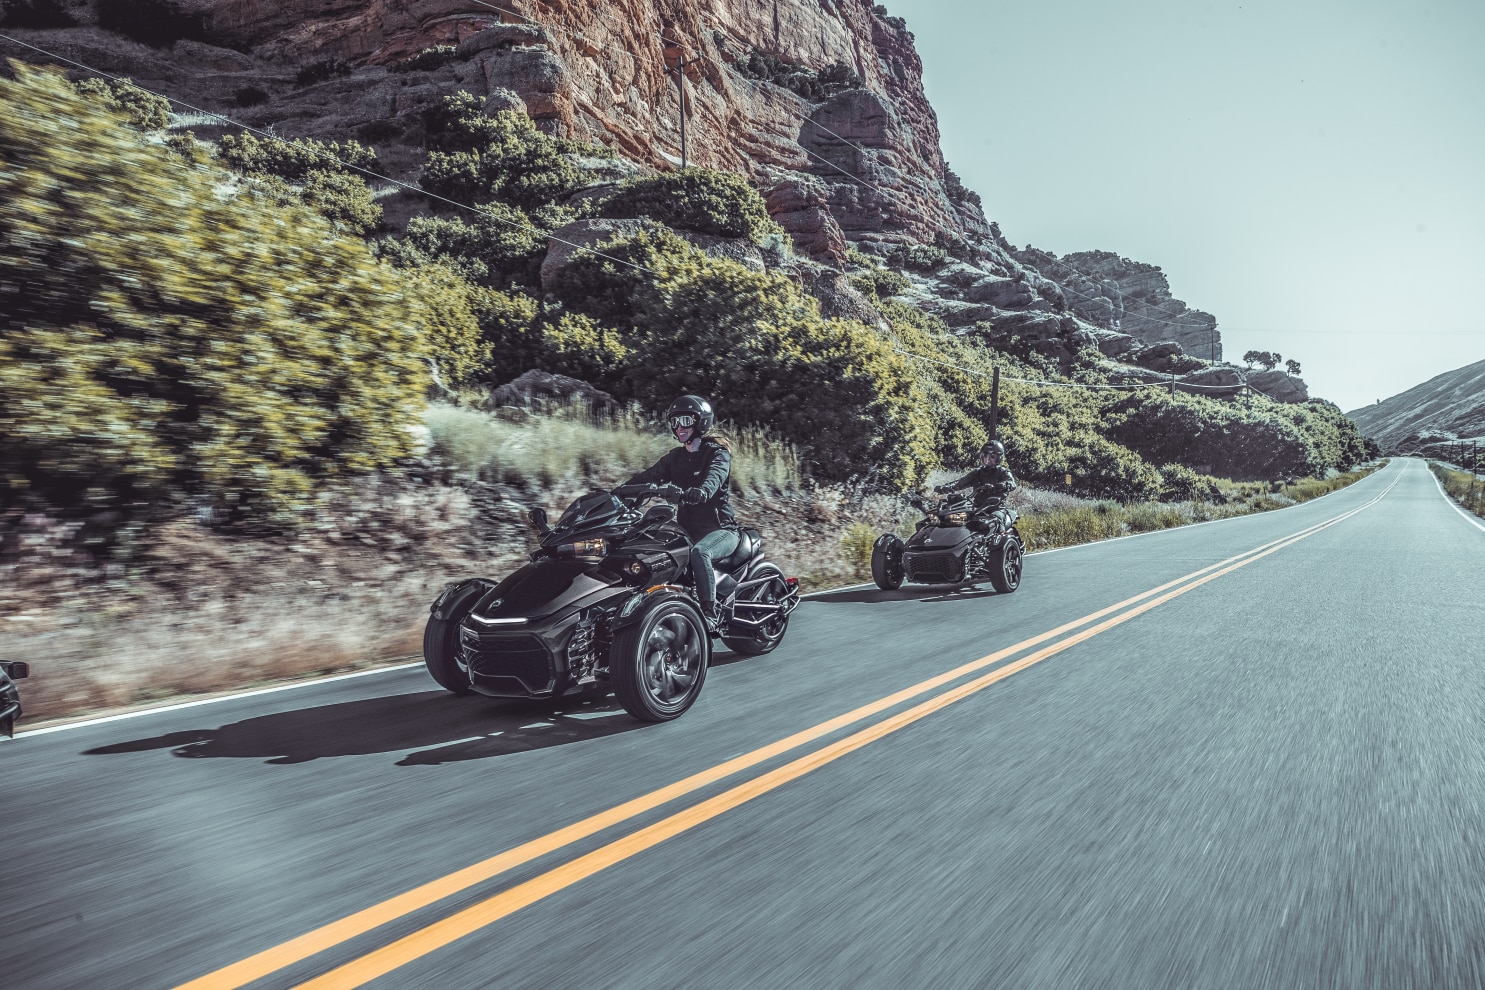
{"left": 1013, "top": 246, "right": 1221, "bottom": 360}
{"left": 9, "top": 0, "right": 1000, "bottom": 265}
{"left": 4, "top": 0, "right": 1277, "bottom": 395}
{"left": 1347, "top": 358, "right": 1485, "bottom": 451}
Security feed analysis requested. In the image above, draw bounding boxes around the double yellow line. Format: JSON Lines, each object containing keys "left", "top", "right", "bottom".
{"left": 179, "top": 480, "right": 1393, "bottom": 990}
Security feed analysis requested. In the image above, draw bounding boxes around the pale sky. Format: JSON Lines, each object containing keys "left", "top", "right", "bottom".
{"left": 885, "top": 0, "right": 1484, "bottom": 412}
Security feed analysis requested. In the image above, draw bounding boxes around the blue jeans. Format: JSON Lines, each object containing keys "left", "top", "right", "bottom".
{"left": 690, "top": 529, "right": 739, "bottom": 606}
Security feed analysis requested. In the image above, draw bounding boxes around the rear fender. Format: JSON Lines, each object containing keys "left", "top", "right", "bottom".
{"left": 430, "top": 578, "right": 495, "bottom": 621}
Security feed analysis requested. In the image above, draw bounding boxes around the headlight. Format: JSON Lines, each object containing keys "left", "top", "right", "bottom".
{"left": 943, "top": 512, "right": 968, "bottom": 526}
{"left": 556, "top": 538, "right": 607, "bottom": 558}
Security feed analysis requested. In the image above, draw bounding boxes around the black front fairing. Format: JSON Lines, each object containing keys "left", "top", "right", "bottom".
{"left": 471, "top": 560, "right": 620, "bottom": 622}
{"left": 904, "top": 524, "right": 975, "bottom": 554}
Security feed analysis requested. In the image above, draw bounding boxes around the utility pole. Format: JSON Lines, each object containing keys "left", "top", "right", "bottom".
{"left": 989, "top": 366, "right": 1000, "bottom": 441}
{"left": 677, "top": 52, "right": 688, "bottom": 169}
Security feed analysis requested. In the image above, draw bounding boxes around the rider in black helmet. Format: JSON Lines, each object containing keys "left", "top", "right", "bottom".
{"left": 622, "top": 395, "right": 738, "bottom": 629}
{"left": 934, "top": 439, "right": 1017, "bottom": 523}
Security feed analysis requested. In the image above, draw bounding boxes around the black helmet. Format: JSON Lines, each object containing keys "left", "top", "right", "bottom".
{"left": 980, "top": 439, "right": 1005, "bottom": 466}
{"left": 665, "top": 395, "right": 715, "bottom": 437}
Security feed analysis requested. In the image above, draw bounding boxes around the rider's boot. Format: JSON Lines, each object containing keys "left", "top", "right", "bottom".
{"left": 698, "top": 599, "right": 721, "bottom": 634}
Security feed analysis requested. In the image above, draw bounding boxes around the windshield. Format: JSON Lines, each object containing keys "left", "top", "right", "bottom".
{"left": 555, "top": 491, "right": 633, "bottom": 534}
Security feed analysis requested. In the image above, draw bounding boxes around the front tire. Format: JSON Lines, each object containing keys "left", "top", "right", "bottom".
{"left": 722, "top": 564, "right": 790, "bottom": 656}
{"left": 987, "top": 536, "right": 1024, "bottom": 594}
{"left": 610, "top": 599, "right": 709, "bottom": 722}
{"left": 423, "top": 609, "right": 473, "bottom": 695}
{"left": 871, "top": 534, "right": 905, "bottom": 590}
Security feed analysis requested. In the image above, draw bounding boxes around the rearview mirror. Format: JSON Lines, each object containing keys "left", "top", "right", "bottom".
{"left": 528, "top": 508, "right": 551, "bottom": 535}
{"left": 2, "top": 662, "right": 27, "bottom": 680}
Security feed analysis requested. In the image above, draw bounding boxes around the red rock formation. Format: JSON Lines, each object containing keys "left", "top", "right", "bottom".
{"left": 178, "top": 0, "right": 987, "bottom": 263}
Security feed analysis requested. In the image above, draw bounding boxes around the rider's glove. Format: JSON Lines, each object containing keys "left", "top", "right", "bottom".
{"left": 933, "top": 484, "right": 951, "bottom": 494}
{"left": 682, "top": 487, "right": 705, "bottom": 505}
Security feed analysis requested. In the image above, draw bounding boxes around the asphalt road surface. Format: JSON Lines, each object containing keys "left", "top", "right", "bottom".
{"left": 5, "top": 458, "right": 1484, "bottom": 990}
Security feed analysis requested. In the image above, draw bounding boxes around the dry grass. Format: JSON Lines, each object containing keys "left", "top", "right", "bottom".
{"left": 1430, "top": 462, "right": 1485, "bottom": 518}
{"left": 1014, "top": 462, "right": 1386, "bottom": 552}
{"left": 424, "top": 402, "right": 802, "bottom": 493}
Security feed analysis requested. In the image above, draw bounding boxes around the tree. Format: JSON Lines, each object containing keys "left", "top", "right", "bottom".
{"left": 1285, "top": 358, "right": 1302, "bottom": 376}
{"left": 1242, "top": 349, "right": 1263, "bottom": 369}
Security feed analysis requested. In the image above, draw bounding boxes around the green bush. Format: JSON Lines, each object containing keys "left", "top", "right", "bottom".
{"left": 1104, "top": 392, "right": 1361, "bottom": 481}
{"left": 71, "top": 77, "right": 172, "bottom": 131}
{"left": 299, "top": 169, "right": 383, "bottom": 235}
{"left": 549, "top": 230, "right": 937, "bottom": 486}
{"left": 839, "top": 521, "right": 878, "bottom": 576}
{"left": 846, "top": 251, "right": 911, "bottom": 301}
{"left": 295, "top": 58, "right": 352, "bottom": 87}
{"left": 378, "top": 204, "right": 550, "bottom": 289}
{"left": 735, "top": 51, "right": 862, "bottom": 101}
{"left": 394, "top": 46, "right": 459, "bottom": 74}
{"left": 595, "top": 168, "right": 783, "bottom": 243}
{"left": 420, "top": 95, "right": 598, "bottom": 209}
{"left": 0, "top": 65, "right": 445, "bottom": 519}
{"left": 216, "top": 132, "right": 379, "bottom": 182}
{"left": 1158, "top": 462, "right": 1223, "bottom": 503}
{"left": 885, "top": 242, "right": 949, "bottom": 271}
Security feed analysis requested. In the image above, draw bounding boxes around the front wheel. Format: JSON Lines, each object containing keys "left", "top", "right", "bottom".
{"left": 423, "top": 610, "right": 473, "bottom": 695}
{"left": 987, "top": 536, "right": 1024, "bottom": 594}
{"left": 610, "top": 599, "right": 709, "bottom": 722}
{"left": 871, "top": 534, "right": 905, "bottom": 590}
{"left": 722, "top": 564, "right": 790, "bottom": 656}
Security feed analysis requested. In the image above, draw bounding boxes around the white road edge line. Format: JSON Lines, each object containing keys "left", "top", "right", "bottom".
{"left": 16, "top": 661, "right": 423, "bottom": 738}
{"left": 1429, "top": 466, "right": 1485, "bottom": 534}
{"left": 17, "top": 462, "right": 1399, "bottom": 740}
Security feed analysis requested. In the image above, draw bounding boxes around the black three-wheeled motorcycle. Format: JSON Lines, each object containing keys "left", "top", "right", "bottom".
{"left": 423, "top": 483, "right": 799, "bottom": 722}
{"left": 870, "top": 492, "right": 1025, "bottom": 593}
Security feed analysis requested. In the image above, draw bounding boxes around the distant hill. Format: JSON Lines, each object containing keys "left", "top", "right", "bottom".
{"left": 1347, "top": 358, "right": 1485, "bottom": 451}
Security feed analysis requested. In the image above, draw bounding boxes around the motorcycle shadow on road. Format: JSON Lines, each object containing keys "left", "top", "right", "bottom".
{"left": 808, "top": 584, "right": 1004, "bottom": 606}
{"left": 83, "top": 691, "right": 642, "bottom": 767}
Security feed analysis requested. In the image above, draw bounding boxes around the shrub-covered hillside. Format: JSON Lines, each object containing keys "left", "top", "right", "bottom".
{"left": 0, "top": 62, "right": 1373, "bottom": 531}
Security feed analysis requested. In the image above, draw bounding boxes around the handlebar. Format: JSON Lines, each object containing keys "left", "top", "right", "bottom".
{"left": 613, "top": 483, "right": 684, "bottom": 505}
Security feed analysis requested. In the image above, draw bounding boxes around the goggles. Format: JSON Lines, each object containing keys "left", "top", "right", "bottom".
{"left": 669, "top": 415, "right": 698, "bottom": 429}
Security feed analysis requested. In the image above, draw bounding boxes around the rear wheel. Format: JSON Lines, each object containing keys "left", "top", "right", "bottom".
{"left": 722, "top": 564, "right": 790, "bottom": 656}
{"left": 871, "top": 534, "right": 905, "bottom": 590}
{"left": 610, "top": 600, "right": 709, "bottom": 722}
{"left": 423, "top": 608, "right": 473, "bottom": 695}
{"left": 987, "top": 536, "right": 1024, "bottom": 594}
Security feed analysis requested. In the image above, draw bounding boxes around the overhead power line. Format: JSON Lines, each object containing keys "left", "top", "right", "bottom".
{"left": 0, "top": 31, "right": 671, "bottom": 281}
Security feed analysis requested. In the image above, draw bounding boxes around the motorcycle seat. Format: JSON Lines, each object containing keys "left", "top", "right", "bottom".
{"left": 715, "top": 527, "right": 761, "bottom": 572}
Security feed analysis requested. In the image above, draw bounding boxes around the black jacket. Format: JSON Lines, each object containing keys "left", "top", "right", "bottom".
{"left": 625, "top": 439, "right": 737, "bottom": 540}
{"left": 940, "top": 464, "right": 1017, "bottom": 512}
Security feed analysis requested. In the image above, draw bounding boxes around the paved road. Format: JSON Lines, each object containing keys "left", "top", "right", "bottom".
{"left": 5, "top": 458, "right": 1484, "bottom": 989}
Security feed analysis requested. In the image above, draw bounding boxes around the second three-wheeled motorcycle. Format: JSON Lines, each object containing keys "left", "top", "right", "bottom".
{"left": 870, "top": 491, "right": 1025, "bottom": 593}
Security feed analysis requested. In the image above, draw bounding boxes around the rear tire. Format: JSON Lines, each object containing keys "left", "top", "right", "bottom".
{"left": 987, "top": 536, "right": 1024, "bottom": 594}
{"left": 722, "top": 564, "right": 790, "bottom": 656}
{"left": 871, "top": 534, "right": 905, "bottom": 590}
{"left": 423, "top": 609, "right": 473, "bottom": 695}
{"left": 610, "top": 599, "right": 709, "bottom": 722}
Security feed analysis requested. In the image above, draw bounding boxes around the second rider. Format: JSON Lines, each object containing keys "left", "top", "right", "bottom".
{"left": 622, "top": 395, "right": 738, "bottom": 630}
